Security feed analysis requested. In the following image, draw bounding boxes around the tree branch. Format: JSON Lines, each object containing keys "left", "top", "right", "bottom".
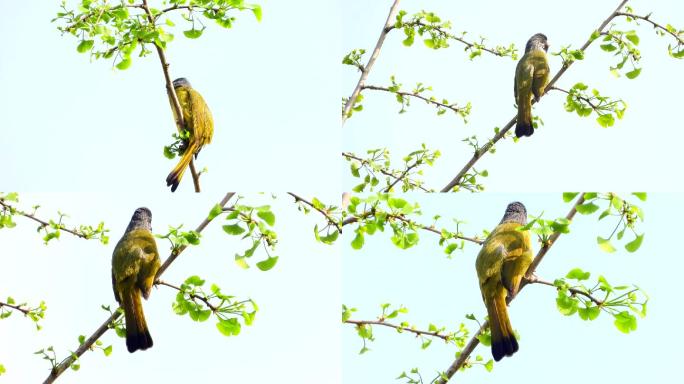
{"left": 361, "top": 84, "right": 466, "bottom": 114}
{"left": 141, "top": 0, "right": 201, "bottom": 193}
{"left": 435, "top": 193, "right": 586, "bottom": 383}
{"left": 527, "top": 276, "right": 604, "bottom": 306}
{"left": 342, "top": 152, "right": 432, "bottom": 192}
{"left": 383, "top": 159, "right": 423, "bottom": 193}
{"left": 342, "top": 208, "right": 483, "bottom": 245}
{"left": 287, "top": 192, "right": 342, "bottom": 233}
{"left": 342, "top": 0, "right": 402, "bottom": 123}
{"left": 615, "top": 12, "right": 684, "bottom": 44}
{"left": 42, "top": 192, "right": 236, "bottom": 384}
{"left": 345, "top": 319, "right": 450, "bottom": 341}
{"left": 387, "top": 21, "right": 512, "bottom": 57}
{"left": 156, "top": 280, "right": 218, "bottom": 312}
{"left": 440, "top": 0, "right": 630, "bottom": 192}
{"left": 0, "top": 199, "right": 102, "bottom": 241}
{"left": 0, "top": 300, "right": 30, "bottom": 315}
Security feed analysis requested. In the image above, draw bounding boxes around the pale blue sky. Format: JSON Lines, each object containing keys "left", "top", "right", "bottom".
{"left": 342, "top": 0, "right": 684, "bottom": 192}
{"left": 0, "top": 192, "right": 340, "bottom": 383}
{"left": 342, "top": 193, "right": 680, "bottom": 383}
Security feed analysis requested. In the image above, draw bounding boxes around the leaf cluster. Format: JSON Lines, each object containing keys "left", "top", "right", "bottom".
{"left": 54, "top": 0, "right": 261, "bottom": 70}
{"left": 171, "top": 275, "right": 257, "bottom": 337}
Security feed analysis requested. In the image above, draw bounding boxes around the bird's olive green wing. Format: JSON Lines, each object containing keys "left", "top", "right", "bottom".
{"left": 175, "top": 87, "right": 193, "bottom": 133}
{"left": 188, "top": 88, "right": 214, "bottom": 147}
{"left": 500, "top": 230, "right": 533, "bottom": 297}
{"left": 515, "top": 56, "right": 535, "bottom": 104}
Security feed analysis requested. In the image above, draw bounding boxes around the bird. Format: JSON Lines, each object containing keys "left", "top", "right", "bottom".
{"left": 475, "top": 202, "right": 534, "bottom": 361}
{"left": 166, "top": 77, "right": 214, "bottom": 192}
{"left": 111, "top": 207, "right": 161, "bottom": 353}
{"left": 514, "top": 33, "right": 550, "bottom": 137}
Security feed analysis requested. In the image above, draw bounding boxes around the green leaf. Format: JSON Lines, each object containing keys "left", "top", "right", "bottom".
{"left": 77, "top": 40, "right": 94, "bottom": 53}
{"left": 251, "top": 5, "right": 262, "bottom": 21}
{"left": 216, "top": 318, "right": 241, "bottom": 336}
{"left": 185, "top": 275, "right": 205, "bottom": 286}
{"left": 476, "top": 331, "right": 491, "bottom": 346}
{"left": 624, "top": 234, "right": 644, "bottom": 253}
{"left": 183, "top": 29, "right": 203, "bottom": 39}
{"left": 115, "top": 58, "right": 132, "bottom": 70}
{"left": 625, "top": 68, "right": 641, "bottom": 79}
{"left": 208, "top": 204, "right": 223, "bottom": 220}
{"left": 351, "top": 232, "right": 364, "bottom": 250}
{"left": 625, "top": 31, "right": 640, "bottom": 45}
{"left": 566, "top": 268, "right": 590, "bottom": 281}
{"left": 597, "top": 236, "right": 617, "bottom": 253}
{"left": 103, "top": 345, "right": 113, "bottom": 356}
{"left": 163, "top": 145, "right": 175, "bottom": 159}
{"left": 578, "top": 305, "right": 600, "bottom": 321}
{"left": 257, "top": 211, "right": 275, "bottom": 226}
{"left": 223, "top": 224, "right": 245, "bottom": 235}
{"left": 613, "top": 311, "right": 637, "bottom": 333}
{"left": 562, "top": 192, "right": 579, "bottom": 202}
{"left": 444, "top": 243, "right": 459, "bottom": 255}
{"left": 632, "top": 192, "right": 647, "bottom": 201}
{"left": 388, "top": 197, "right": 408, "bottom": 210}
{"left": 576, "top": 202, "right": 600, "bottom": 215}
{"left": 596, "top": 114, "right": 615, "bottom": 128}
{"left": 556, "top": 291, "right": 578, "bottom": 316}
{"left": 600, "top": 43, "right": 617, "bottom": 52}
{"left": 235, "top": 255, "right": 249, "bottom": 269}
{"left": 256, "top": 256, "right": 278, "bottom": 271}
{"left": 484, "top": 359, "right": 494, "bottom": 372}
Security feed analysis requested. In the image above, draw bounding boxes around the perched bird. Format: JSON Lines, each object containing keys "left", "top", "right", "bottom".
{"left": 111, "top": 207, "right": 161, "bottom": 353}
{"left": 514, "top": 33, "right": 550, "bottom": 137}
{"left": 166, "top": 77, "right": 214, "bottom": 192}
{"left": 475, "top": 202, "right": 534, "bottom": 361}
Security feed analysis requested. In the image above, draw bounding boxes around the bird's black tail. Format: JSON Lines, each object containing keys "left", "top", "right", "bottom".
{"left": 515, "top": 121, "right": 534, "bottom": 138}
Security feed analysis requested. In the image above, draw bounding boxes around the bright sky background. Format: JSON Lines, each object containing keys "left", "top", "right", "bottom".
{"left": 0, "top": 192, "right": 340, "bottom": 383}
{"left": 342, "top": 0, "right": 684, "bottom": 192}
{"left": 2, "top": 0, "right": 683, "bottom": 383}
{"left": 0, "top": 0, "right": 340, "bottom": 193}
{"left": 342, "top": 193, "right": 681, "bottom": 383}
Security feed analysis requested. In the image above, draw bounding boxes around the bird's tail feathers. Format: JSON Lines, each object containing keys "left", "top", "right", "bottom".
{"left": 166, "top": 142, "right": 198, "bottom": 192}
{"left": 487, "top": 291, "right": 518, "bottom": 361}
{"left": 122, "top": 287, "right": 153, "bottom": 353}
{"left": 515, "top": 100, "right": 534, "bottom": 137}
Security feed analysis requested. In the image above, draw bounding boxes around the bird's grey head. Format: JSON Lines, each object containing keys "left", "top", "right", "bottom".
{"left": 525, "top": 33, "right": 549, "bottom": 53}
{"left": 500, "top": 201, "right": 527, "bottom": 225}
{"left": 126, "top": 207, "right": 152, "bottom": 232}
{"left": 173, "top": 77, "right": 192, "bottom": 89}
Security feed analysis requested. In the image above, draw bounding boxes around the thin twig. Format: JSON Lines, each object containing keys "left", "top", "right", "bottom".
{"left": 341, "top": 208, "right": 483, "bottom": 245}
{"left": 141, "top": 0, "right": 201, "bottom": 193}
{"left": 0, "top": 301, "right": 30, "bottom": 315}
{"left": 384, "top": 159, "right": 424, "bottom": 193}
{"left": 287, "top": 192, "right": 342, "bottom": 233}
{"left": 528, "top": 276, "right": 604, "bottom": 306}
{"left": 615, "top": 12, "right": 684, "bottom": 44}
{"left": 345, "top": 319, "right": 450, "bottom": 341}
{"left": 342, "top": 152, "right": 431, "bottom": 192}
{"left": 440, "top": 0, "right": 629, "bottom": 192}
{"left": 43, "top": 192, "right": 236, "bottom": 384}
{"left": 387, "top": 21, "right": 511, "bottom": 57}
{"left": 362, "top": 84, "right": 465, "bottom": 114}
{"left": 342, "top": 0, "right": 402, "bottom": 123}
{"left": 435, "top": 194, "right": 586, "bottom": 383}
{"left": 156, "top": 280, "right": 218, "bottom": 311}
{"left": 0, "top": 199, "right": 93, "bottom": 240}
{"left": 549, "top": 86, "right": 599, "bottom": 109}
